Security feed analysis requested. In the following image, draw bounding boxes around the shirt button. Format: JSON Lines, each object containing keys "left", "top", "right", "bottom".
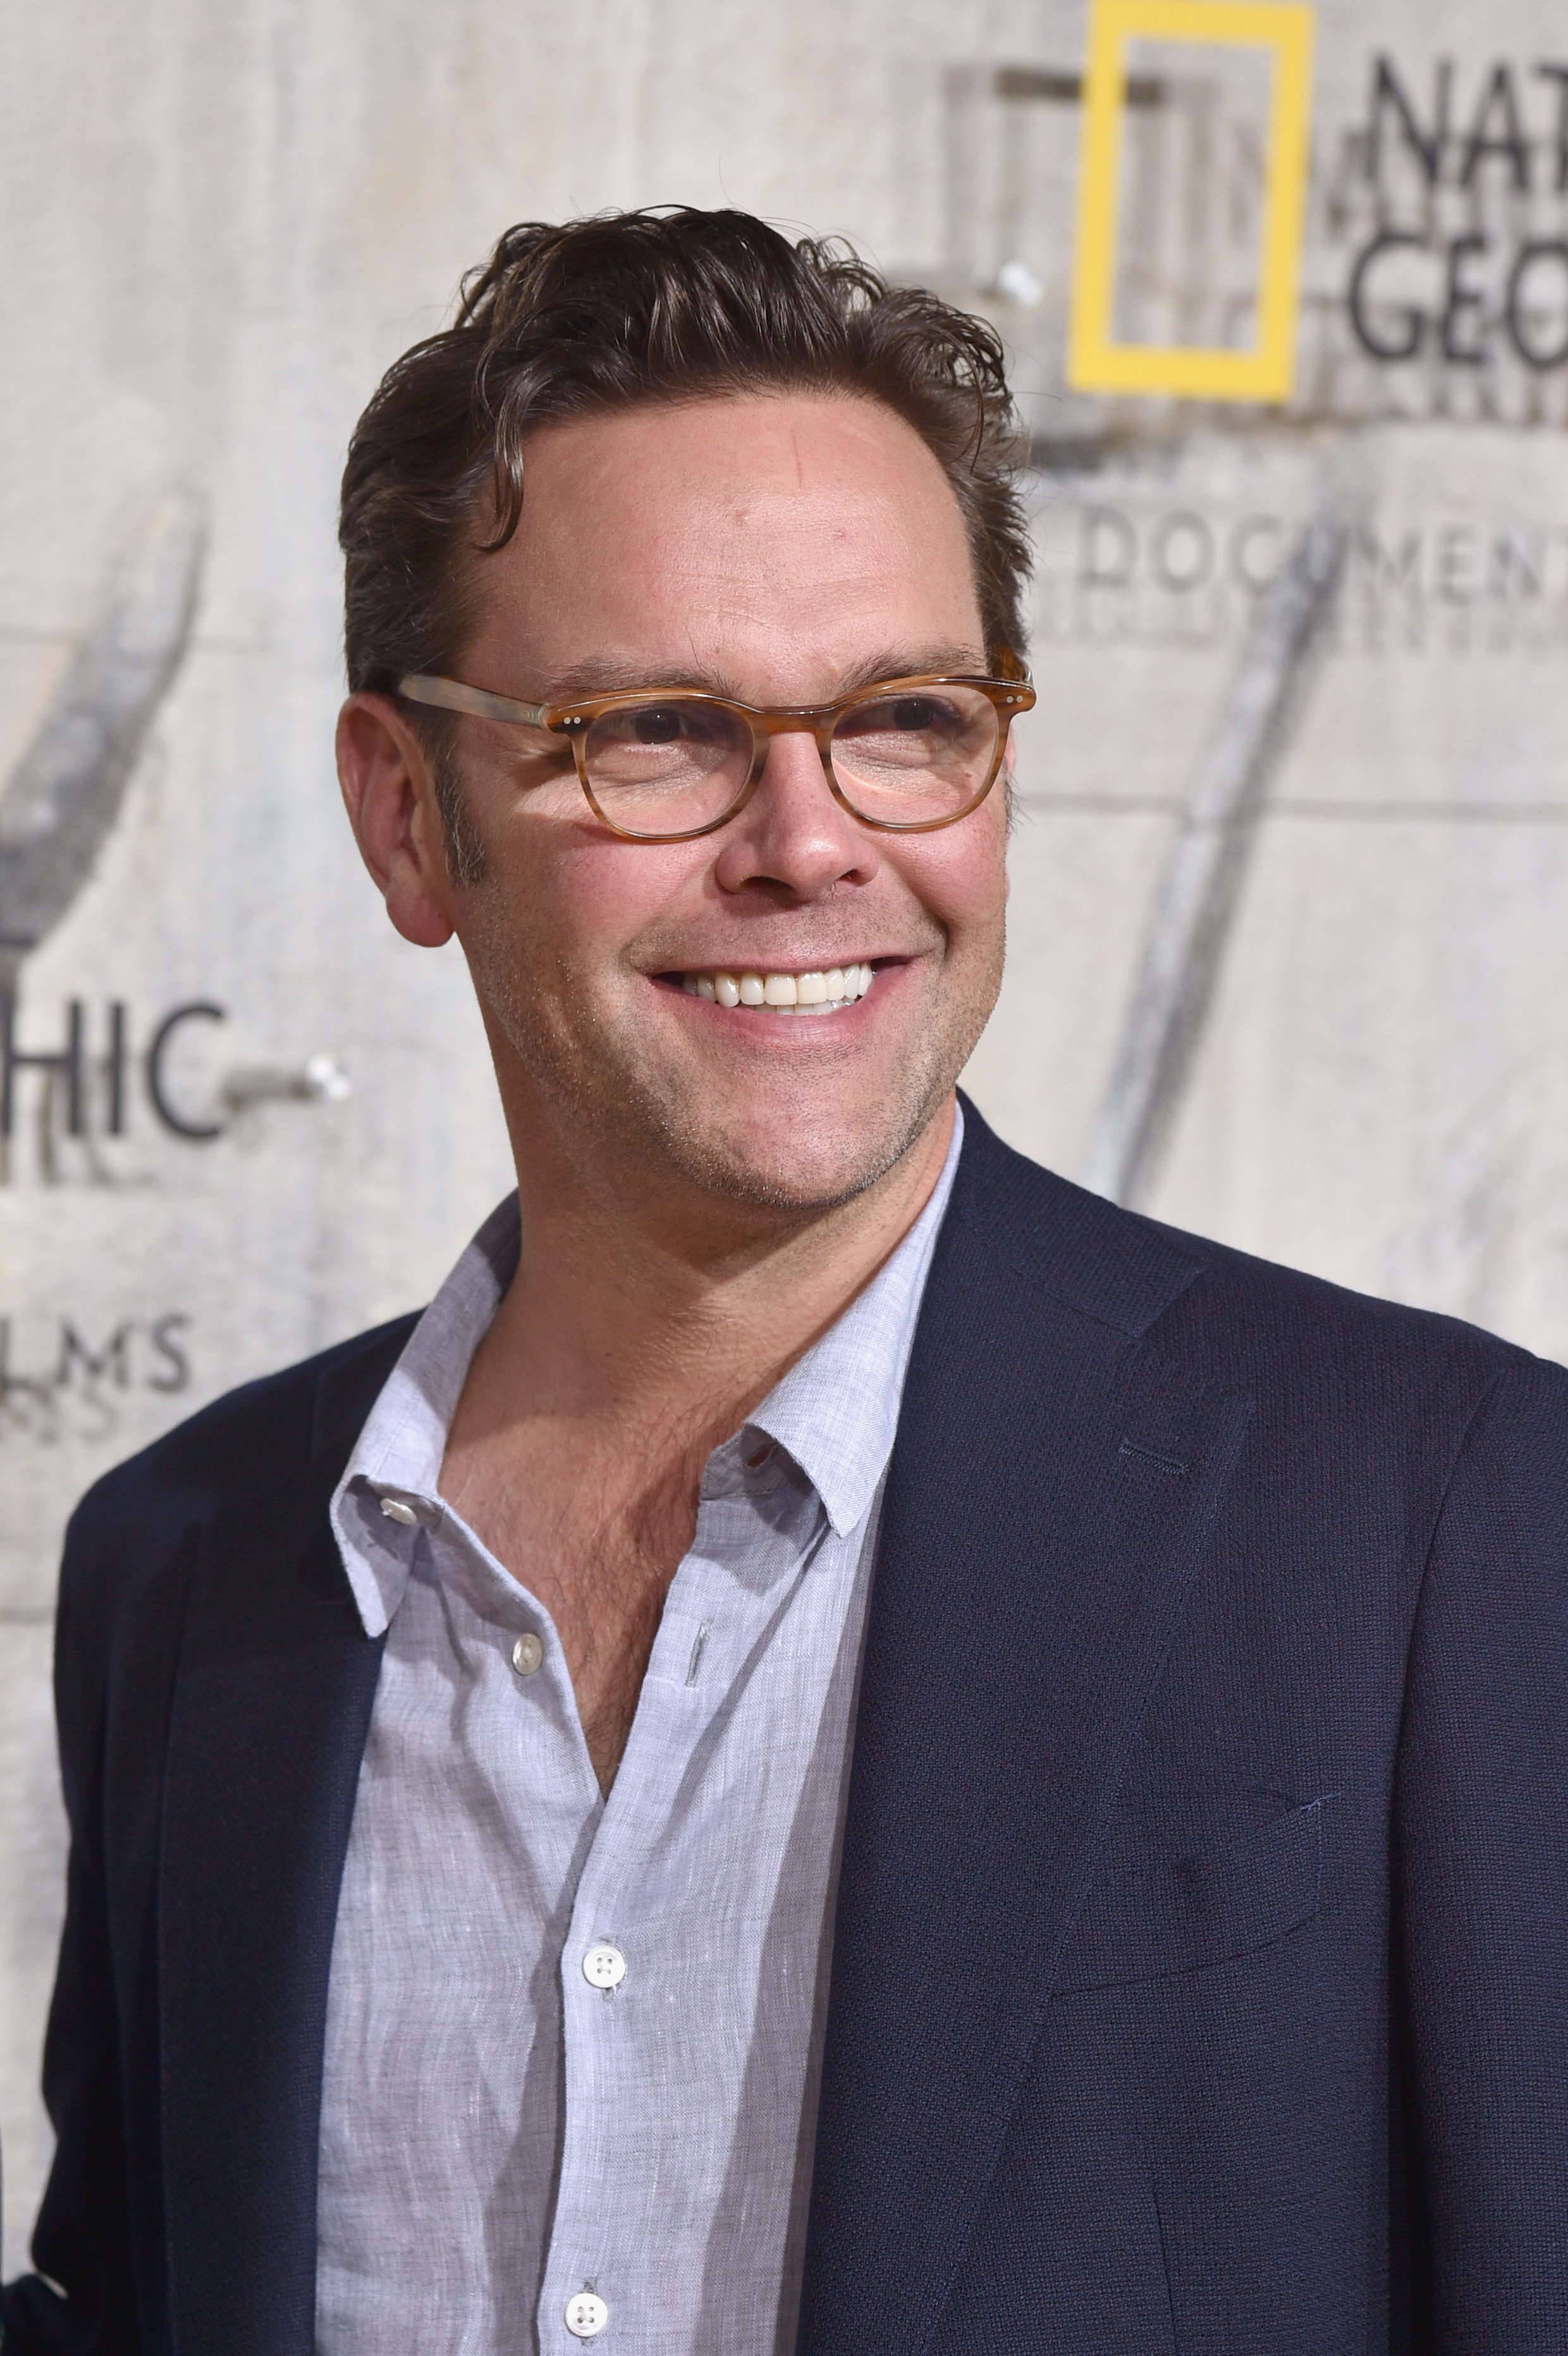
{"left": 582, "top": 1941, "right": 627, "bottom": 1990}
{"left": 511, "top": 1631, "right": 544, "bottom": 1676}
{"left": 565, "top": 2290, "right": 609, "bottom": 2338}
{"left": 379, "top": 1497, "right": 419, "bottom": 1526}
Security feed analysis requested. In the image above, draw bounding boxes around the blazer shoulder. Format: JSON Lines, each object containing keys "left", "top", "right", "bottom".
{"left": 953, "top": 1100, "right": 1554, "bottom": 1414}
{"left": 1136, "top": 1201, "right": 1545, "bottom": 1399}
{"left": 62, "top": 1308, "right": 422, "bottom": 1605}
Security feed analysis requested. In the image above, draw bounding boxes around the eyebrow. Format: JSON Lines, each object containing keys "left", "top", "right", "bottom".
{"left": 537, "top": 644, "right": 988, "bottom": 705}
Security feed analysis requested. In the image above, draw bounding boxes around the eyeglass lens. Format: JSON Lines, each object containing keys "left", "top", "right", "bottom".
{"left": 580, "top": 687, "right": 1001, "bottom": 837}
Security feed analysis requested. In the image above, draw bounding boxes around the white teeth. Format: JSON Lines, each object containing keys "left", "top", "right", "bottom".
{"left": 679, "top": 963, "right": 878, "bottom": 1012}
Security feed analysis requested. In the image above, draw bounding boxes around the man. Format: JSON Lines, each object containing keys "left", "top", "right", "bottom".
{"left": 6, "top": 207, "right": 1567, "bottom": 2355}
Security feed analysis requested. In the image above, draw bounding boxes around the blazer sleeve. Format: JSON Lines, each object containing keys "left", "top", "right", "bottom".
{"left": 3, "top": 1515, "right": 145, "bottom": 2355}
{"left": 1394, "top": 1357, "right": 1568, "bottom": 2349}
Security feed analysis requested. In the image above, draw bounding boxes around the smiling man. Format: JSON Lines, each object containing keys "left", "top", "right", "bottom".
{"left": 8, "top": 209, "right": 1568, "bottom": 2356}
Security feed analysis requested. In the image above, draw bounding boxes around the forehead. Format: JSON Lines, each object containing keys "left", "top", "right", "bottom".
{"left": 466, "top": 391, "right": 986, "bottom": 694}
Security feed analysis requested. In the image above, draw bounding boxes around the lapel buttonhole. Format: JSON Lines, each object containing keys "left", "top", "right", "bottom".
{"left": 1118, "top": 1437, "right": 1188, "bottom": 1477}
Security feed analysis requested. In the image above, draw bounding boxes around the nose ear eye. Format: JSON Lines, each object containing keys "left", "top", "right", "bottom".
{"left": 634, "top": 708, "right": 683, "bottom": 744}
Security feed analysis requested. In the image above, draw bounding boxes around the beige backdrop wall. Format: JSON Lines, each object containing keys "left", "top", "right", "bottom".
{"left": 4, "top": 0, "right": 1565, "bottom": 2269}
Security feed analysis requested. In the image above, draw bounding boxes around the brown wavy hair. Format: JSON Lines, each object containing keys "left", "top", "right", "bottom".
{"left": 340, "top": 207, "right": 1031, "bottom": 865}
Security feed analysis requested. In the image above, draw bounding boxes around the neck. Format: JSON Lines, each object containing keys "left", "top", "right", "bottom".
{"left": 474, "top": 1093, "right": 956, "bottom": 1446}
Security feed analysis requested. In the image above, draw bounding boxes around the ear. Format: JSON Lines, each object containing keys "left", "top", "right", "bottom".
{"left": 336, "top": 693, "right": 459, "bottom": 948}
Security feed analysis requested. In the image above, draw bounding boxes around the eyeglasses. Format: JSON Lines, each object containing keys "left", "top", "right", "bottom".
{"left": 397, "top": 668, "right": 1035, "bottom": 843}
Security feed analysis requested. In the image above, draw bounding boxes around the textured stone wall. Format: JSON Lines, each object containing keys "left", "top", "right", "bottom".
{"left": 4, "top": 0, "right": 1567, "bottom": 2270}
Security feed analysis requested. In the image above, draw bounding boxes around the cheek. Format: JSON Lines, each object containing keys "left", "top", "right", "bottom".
{"left": 483, "top": 821, "right": 707, "bottom": 974}
{"left": 897, "top": 814, "right": 1008, "bottom": 940}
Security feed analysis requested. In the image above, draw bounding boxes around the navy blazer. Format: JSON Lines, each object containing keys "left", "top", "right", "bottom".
{"left": 7, "top": 1101, "right": 1568, "bottom": 2352}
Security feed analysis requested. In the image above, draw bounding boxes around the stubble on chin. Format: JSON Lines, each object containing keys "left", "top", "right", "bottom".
{"left": 464, "top": 897, "right": 1005, "bottom": 1217}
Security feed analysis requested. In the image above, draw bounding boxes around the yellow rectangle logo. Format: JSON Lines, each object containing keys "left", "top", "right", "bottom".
{"left": 1067, "top": 0, "right": 1316, "bottom": 402}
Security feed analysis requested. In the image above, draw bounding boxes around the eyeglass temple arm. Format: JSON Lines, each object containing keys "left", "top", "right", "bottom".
{"left": 398, "top": 673, "right": 551, "bottom": 729}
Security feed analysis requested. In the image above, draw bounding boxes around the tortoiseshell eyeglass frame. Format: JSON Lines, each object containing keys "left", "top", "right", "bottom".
{"left": 395, "top": 664, "right": 1036, "bottom": 842}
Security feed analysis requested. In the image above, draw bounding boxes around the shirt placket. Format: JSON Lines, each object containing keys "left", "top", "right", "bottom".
{"left": 536, "top": 1458, "right": 791, "bottom": 2353}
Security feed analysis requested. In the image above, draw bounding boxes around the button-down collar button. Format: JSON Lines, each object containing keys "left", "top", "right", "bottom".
{"left": 378, "top": 1496, "right": 420, "bottom": 1526}
{"left": 565, "top": 2290, "right": 609, "bottom": 2339}
{"left": 582, "top": 1941, "right": 627, "bottom": 1990}
{"left": 511, "top": 1631, "right": 544, "bottom": 1677}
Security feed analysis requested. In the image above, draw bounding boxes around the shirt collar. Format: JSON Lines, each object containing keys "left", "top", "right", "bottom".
{"left": 331, "top": 1196, "right": 518, "bottom": 1638}
{"left": 741, "top": 1105, "right": 962, "bottom": 1538}
{"left": 332, "top": 1103, "right": 963, "bottom": 1636}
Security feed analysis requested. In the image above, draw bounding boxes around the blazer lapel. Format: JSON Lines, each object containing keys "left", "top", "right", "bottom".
{"left": 798, "top": 1114, "right": 1253, "bottom": 2356}
{"left": 158, "top": 1325, "right": 410, "bottom": 2356}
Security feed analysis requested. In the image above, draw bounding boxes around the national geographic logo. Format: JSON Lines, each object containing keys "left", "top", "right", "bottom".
{"left": 1069, "top": 0, "right": 1316, "bottom": 401}
{"left": 0, "top": 995, "right": 351, "bottom": 1184}
{"left": 1349, "top": 57, "right": 1568, "bottom": 372}
{"left": 2, "top": 998, "right": 230, "bottom": 1148}
{"left": 1063, "top": 0, "right": 1568, "bottom": 405}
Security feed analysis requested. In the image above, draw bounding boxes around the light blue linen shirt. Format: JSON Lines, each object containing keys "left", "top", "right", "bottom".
{"left": 315, "top": 1106, "right": 962, "bottom": 2356}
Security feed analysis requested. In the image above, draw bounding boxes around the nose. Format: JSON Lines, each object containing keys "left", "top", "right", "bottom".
{"left": 709, "top": 726, "right": 879, "bottom": 902}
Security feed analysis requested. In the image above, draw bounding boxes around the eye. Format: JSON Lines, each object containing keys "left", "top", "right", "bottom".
{"left": 632, "top": 706, "right": 687, "bottom": 744}
{"left": 837, "top": 693, "right": 965, "bottom": 742}
{"left": 603, "top": 701, "right": 737, "bottom": 751}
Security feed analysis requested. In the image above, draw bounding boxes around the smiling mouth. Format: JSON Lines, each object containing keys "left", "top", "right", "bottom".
{"left": 667, "top": 963, "right": 878, "bottom": 1016}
